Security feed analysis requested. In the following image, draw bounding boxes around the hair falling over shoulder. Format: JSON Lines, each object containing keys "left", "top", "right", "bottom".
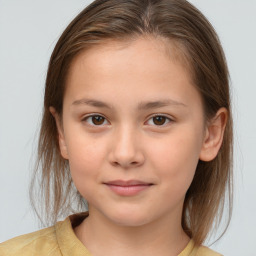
{"left": 30, "top": 0, "right": 233, "bottom": 246}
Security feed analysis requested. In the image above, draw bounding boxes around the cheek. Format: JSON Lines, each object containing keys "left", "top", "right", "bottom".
{"left": 148, "top": 130, "right": 202, "bottom": 189}
{"left": 66, "top": 135, "right": 107, "bottom": 193}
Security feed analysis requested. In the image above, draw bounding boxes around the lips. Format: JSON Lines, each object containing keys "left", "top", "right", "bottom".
{"left": 103, "top": 180, "right": 153, "bottom": 196}
{"left": 104, "top": 180, "right": 153, "bottom": 186}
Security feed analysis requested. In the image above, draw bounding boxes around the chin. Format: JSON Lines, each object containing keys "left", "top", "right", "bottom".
{"left": 106, "top": 208, "right": 152, "bottom": 227}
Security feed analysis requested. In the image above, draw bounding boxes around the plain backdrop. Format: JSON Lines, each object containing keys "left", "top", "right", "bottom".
{"left": 0, "top": 1, "right": 256, "bottom": 255}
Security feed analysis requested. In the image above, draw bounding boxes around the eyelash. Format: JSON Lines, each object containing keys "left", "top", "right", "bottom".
{"left": 82, "top": 114, "right": 173, "bottom": 127}
{"left": 147, "top": 114, "right": 173, "bottom": 126}
{"left": 82, "top": 114, "right": 109, "bottom": 126}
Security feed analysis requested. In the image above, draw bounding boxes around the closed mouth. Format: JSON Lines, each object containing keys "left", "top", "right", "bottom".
{"left": 103, "top": 180, "right": 154, "bottom": 196}
{"left": 103, "top": 180, "right": 153, "bottom": 186}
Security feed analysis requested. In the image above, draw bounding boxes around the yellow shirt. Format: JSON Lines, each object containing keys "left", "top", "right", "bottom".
{"left": 0, "top": 212, "right": 222, "bottom": 256}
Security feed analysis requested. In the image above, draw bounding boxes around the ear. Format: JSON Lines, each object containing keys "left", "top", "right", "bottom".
{"left": 49, "top": 107, "right": 69, "bottom": 159}
{"left": 199, "top": 107, "right": 228, "bottom": 162}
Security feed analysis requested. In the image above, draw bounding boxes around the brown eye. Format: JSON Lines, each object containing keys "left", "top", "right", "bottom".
{"left": 84, "top": 115, "right": 108, "bottom": 126}
{"left": 153, "top": 116, "right": 167, "bottom": 125}
{"left": 147, "top": 115, "right": 172, "bottom": 126}
{"left": 92, "top": 116, "right": 105, "bottom": 125}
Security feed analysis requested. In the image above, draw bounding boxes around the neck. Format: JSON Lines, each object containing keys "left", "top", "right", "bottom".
{"left": 74, "top": 209, "right": 190, "bottom": 256}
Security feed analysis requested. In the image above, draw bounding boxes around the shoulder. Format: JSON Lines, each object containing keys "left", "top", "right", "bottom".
{"left": 0, "top": 226, "right": 61, "bottom": 256}
{"left": 179, "top": 240, "right": 222, "bottom": 256}
{"left": 196, "top": 245, "right": 223, "bottom": 256}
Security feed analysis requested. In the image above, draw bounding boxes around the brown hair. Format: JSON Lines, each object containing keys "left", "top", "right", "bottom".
{"left": 30, "top": 0, "right": 233, "bottom": 246}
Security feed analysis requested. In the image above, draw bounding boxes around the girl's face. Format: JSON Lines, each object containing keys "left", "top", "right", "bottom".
{"left": 57, "top": 37, "right": 209, "bottom": 227}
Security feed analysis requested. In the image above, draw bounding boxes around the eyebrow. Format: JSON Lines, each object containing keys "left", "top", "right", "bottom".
{"left": 138, "top": 99, "right": 187, "bottom": 110}
{"left": 72, "top": 99, "right": 112, "bottom": 109}
{"left": 72, "top": 98, "right": 187, "bottom": 109}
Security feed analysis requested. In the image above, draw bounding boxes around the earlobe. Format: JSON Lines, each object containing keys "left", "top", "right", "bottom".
{"left": 199, "top": 108, "right": 228, "bottom": 162}
{"left": 49, "top": 107, "right": 69, "bottom": 160}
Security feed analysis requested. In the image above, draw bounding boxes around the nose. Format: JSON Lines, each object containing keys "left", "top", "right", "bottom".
{"left": 108, "top": 126, "right": 145, "bottom": 169}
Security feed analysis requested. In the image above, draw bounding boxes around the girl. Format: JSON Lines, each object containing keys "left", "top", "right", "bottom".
{"left": 0, "top": 0, "right": 233, "bottom": 255}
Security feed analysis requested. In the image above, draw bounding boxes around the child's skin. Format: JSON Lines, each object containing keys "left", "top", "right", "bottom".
{"left": 51, "top": 36, "right": 227, "bottom": 256}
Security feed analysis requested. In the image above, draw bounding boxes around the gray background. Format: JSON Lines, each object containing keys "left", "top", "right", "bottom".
{"left": 0, "top": 1, "right": 256, "bottom": 255}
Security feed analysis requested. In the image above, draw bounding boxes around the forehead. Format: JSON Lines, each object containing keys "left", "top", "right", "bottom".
{"left": 68, "top": 35, "right": 191, "bottom": 80}
{"left": 62, "top": 36, "right": 202, "bottom": 115}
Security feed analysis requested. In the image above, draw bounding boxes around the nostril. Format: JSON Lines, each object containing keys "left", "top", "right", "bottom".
{"left": 112, "top": 161, "right": 137, "bottom": 166}
{"left": 111, "top": 160, "right": 142, "bottom": 168}
{"left": 113, "top": 161, "right": 120, "bottom": 166}
{"left": 108, "top": 144, "right": 145, "bottom": 168}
